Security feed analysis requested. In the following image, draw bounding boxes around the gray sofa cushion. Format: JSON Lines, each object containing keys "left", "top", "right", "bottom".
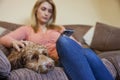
{"left": 99, "top": 50, "right": 120, "bottom": 79}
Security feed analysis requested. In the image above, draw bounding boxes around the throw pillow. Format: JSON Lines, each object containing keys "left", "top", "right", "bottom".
{"left": 90, "top": 22, "right": 120, "bottom": 51}
{"left": 83, "top": 26, "right": 95, "bottom": 46}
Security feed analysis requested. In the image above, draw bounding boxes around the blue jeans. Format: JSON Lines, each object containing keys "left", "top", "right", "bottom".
{"left": 56, "top": 35, "right": 114, "bottom": 80}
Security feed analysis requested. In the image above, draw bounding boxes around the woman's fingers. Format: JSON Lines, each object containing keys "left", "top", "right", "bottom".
{"left": 12, "top": 40, "right": 26, "bottom": 51}
{"left": 13, "top": 43, "right": 21, "bottom": 52}
{"left": 21, "top": 40, "right": 29, "bottom": 46}
{"left": 11, "top": 40, "right": 32, "bottom": 52}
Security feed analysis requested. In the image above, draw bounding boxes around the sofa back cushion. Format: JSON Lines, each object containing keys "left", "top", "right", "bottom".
{"left": 0, "top": 21, "right": 22, "bottom": 31}
{"left": 64, "top": 25, "right": 91, "bottom": 44}
{"left": 0, "top": 21, "right": 92, "bottom": 39}
{"left": 90, "top": 22, "right": 120, "bottom": 51}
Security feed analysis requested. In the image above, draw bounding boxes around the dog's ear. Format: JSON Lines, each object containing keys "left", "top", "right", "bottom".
{"left": 8, "top": 53, "right": 24, "bottom": 70}
{"left": 20, "top": 55, "right": 27, "bottom": 66}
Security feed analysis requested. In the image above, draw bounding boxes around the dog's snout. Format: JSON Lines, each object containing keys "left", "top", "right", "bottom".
{"left": 46, "top": 62, "right": 54, "bottom": 69}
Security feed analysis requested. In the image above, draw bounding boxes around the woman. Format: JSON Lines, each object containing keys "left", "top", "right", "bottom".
{"left": 0, "top": 0, "right": 114, "bottom": 80}
{"left": 0, "top": 0, "right": 64, "bottom": 61}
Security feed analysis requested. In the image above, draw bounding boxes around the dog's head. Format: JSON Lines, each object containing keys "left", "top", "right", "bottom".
{"left": 8, "top": 42, "right": 55, "bottom": 73}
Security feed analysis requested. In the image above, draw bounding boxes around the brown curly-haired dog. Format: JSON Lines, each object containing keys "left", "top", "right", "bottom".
{"left": 8, "top": 42, "right": 55, "bottom": 73}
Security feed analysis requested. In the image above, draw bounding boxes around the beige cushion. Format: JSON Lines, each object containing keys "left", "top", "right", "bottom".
{"left": 90, "top": 22, "right": 120, "bottom": 51}
{"left": 83, "top": 26, "right": 95, "bottom": 46}
{"left": 0, "top": 27, "right": 6, "bottom": 34}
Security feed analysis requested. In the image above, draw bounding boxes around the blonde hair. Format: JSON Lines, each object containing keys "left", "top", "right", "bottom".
{"left": 30, "top": 0, "right": 62, "bottom": 32}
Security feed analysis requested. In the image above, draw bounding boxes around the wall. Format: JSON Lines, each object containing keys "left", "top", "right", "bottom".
{"left": 0, "top": 0, "right": 120, "bottom": 27}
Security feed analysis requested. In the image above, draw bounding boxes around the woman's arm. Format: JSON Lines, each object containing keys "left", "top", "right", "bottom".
{"left": 0, "top": 26, "right": 29, "bottom": 48}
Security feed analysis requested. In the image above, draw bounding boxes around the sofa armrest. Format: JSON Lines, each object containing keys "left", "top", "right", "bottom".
{"left": 0, "top": 44, "right": 10, "bottom": 56}
{"left": 0, "top": 50, "right": 11, "bottom": 79}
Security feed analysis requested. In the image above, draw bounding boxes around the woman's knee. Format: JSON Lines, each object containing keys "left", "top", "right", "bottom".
{"left": 83, "top": 48, "right": 102, "bottom": 63}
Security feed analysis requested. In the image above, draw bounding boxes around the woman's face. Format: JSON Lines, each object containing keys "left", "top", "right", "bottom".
{"left": 36, "top": 2, "right": 53, "bottom": 24}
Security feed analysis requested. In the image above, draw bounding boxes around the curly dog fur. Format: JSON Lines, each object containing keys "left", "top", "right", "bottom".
{"left": 8, "top": 42, "right": 55, "bottom": 73}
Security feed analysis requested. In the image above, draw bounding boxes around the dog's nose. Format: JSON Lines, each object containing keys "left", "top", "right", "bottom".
{"left": 46, "top": 62, "right": 54, "bottom": 69}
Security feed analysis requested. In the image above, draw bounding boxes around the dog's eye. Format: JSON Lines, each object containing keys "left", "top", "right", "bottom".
{"left": 31, "top": 54, "right": 39, "bottom": 61}
{"left": 42, "top": 52, "right": 48, "bottom": 56}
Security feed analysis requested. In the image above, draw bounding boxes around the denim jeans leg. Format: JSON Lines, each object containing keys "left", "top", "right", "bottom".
{"left": 83, "top": 48, "right": 114, "bottom": 80}
{"left": 56, "top": 36, "right": 96, "bottom": 80}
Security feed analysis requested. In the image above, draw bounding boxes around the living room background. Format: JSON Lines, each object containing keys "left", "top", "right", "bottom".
{"left": 0, "top": 0, "right": 120, "bottom": 27}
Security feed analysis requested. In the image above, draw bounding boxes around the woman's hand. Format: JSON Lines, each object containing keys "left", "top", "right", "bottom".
{"left": 11, "top": 40, "right": 29, "bottom": 52}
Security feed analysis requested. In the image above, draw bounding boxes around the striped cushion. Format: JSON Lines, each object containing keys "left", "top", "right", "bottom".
{"left": 0, "top": 50, "right": 11, "bottom": 78}
{"left": 9, "top": 67, "right": 68, "bottom": 80}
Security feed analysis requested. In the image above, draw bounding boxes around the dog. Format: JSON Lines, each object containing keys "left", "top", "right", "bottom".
{"left": 8, "top": 42, "right": 55, "bottom": 73}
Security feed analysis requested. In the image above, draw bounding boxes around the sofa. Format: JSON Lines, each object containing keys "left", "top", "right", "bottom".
{"left": 0, "top": 20, "right": 120, "bottom": 80}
